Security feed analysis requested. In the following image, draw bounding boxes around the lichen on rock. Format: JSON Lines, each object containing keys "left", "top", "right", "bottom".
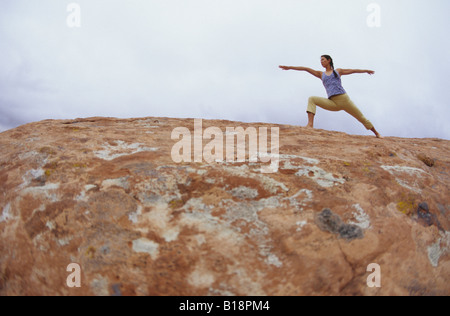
{"left": 315, "top": 208, "right": 364, "bottom": 241}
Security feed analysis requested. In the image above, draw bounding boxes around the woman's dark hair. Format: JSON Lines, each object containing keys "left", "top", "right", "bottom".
{"left": 321, "top": 55, "right": 338, "bottom": 78}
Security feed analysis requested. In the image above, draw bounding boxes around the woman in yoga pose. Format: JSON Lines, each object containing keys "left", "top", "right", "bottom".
{"left": 279, "top": 55, "right": 382, "bottom": 138}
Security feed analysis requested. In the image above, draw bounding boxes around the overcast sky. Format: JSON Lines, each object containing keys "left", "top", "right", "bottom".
{"left": 0, "top": 0, "right": 449, "bottom": 139}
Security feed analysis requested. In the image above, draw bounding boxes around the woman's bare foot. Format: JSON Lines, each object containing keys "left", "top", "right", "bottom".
{"left": 306, "top": 112, "right": 315, "bottom": 128}
{"left": 371, "top": 127, "right": 383, "bottom": 138}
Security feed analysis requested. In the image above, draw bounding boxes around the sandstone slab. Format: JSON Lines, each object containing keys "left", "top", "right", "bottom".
{"left": 0, "top": 117, "right": 449, "bottom": 295}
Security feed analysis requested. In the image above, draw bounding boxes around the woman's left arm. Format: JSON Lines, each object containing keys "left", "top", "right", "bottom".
{"left": 337, "top": 68, "right": 375, "bottom": 76}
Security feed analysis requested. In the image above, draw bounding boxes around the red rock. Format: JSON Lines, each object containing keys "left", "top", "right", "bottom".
{"left": 0, "top": 117, "right": 449, "bottom": 296}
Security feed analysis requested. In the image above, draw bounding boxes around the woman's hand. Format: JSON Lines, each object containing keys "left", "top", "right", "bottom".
{"left": 339, "top": 69, "right": 375, "bottom": 76}
{"left": 280, "top": 66, "right": 322, "bottom": 79}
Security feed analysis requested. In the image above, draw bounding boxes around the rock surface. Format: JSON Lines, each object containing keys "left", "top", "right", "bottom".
{"left": 0, "top": 116, "right": 449, "bottom": 296}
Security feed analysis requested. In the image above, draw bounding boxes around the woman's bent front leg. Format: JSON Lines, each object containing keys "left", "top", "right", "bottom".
{"left": 307, "top": 96, "right": 341, "bottom": 114}
{"left": 306, "top": 96, "right": 341, "bottom": 128}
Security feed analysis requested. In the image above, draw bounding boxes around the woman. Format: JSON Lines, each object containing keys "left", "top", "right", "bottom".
{"left": 279, "top": 55, "right": 382, "bottom": 138}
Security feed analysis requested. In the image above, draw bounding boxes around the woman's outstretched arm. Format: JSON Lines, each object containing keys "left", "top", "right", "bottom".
{"left": 337, "top": 68, "right": 375, "bottom": 76}
{"left": 279, "top": 65, "right": 322, "bottom": 79}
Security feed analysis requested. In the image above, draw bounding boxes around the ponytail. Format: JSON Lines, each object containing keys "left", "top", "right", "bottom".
{"left": 322, "top": 55, "right": 338, "bottom": 78}
{"left": 331, "top": 61, "right": 338, "bottom": 78}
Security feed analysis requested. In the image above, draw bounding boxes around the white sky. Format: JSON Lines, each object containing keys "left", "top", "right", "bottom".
{"left": 0, "top": 0, "right": 449, "bottom": 139}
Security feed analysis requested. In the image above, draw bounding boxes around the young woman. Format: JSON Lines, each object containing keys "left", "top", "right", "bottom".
{"left": 279, "top": 55, "right": 382, "bottom": 138}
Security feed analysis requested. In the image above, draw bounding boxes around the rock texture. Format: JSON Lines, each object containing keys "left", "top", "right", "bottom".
{"left": 0, "top": 116, "right": 449, "bottom": 296}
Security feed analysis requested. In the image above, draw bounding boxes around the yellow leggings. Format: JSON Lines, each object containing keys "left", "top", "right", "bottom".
{"left": 307, "top": 94, "right": 374, "bottom": 130}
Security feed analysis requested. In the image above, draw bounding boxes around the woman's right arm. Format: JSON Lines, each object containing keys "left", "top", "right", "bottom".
{"left": 279, "top": 66, "right": 322, "bottom": 79}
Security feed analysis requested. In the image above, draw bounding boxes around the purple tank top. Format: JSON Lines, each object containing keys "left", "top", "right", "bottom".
{"left": 322, "top": 70, "right": 346, "bottom": 98}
